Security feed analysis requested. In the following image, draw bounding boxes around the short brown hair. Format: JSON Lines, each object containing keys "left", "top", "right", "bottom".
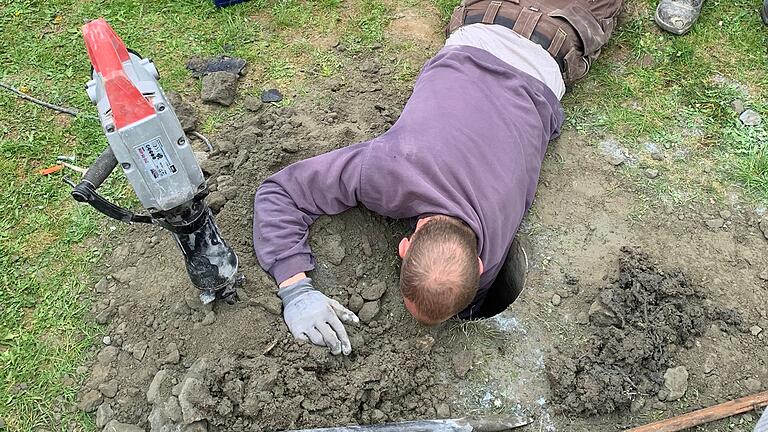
{"left": 399, "top": 217, "right": 479, "bottom": 323}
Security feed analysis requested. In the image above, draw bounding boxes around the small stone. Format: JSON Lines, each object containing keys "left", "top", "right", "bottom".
{"left": 97, "top": 346, "right": 119, "bottom": 365}
{"left": 147, "top": 369, "right": 168, "bottom": 404}
{"left": 745, "top": 378, "right": 762, "bottom": 392}
{"left": 588, "top": 291, "right": 620, "bottom": 326}
{"left": 358, "top": 301, "right": 380, "bottom": 322}
{"left": 261, "top": 88, "right": 283, "bottom": 103}
{"left": 98, "top": 380, "right": 118, "bottom": 398}
{"left": 630, "top": 398, "right": 645, "bottom": 413}
{"left": 95, "top": 403, "right": 114, "bottom": 428}
{"left": 644, "top": 142, "right": 665, "bottom": 161}
{"left": 663, "top": 366, "right": 689, "bottom": 401}
{"left": 436, "top": 403, "right": 450, "bottom": 418}
{"left": 731, "top": 99, "right": 746, "bottom": 114}
{"left": 740, "top": 109, "right": 762, "bottom": 127}
{"left": 163, "top": 343, "right": 181, "bottom": 365}
{"left": 452, "top": 350, "right": 473, "bottom": 378}
{"left": 178, "top": 378, "right": 215, "bottom": 424}
{"left": 201, "top": 311, "right": 216, "bottom": 326}
{"left": 102, "top": 336, "right": 112, "bottom": 345}
{"left": 251, "top": 296, "right": 282, "bottom": 315}
{"left": 95, "top": 277, "right": 109, "bottom": 293}
{"left": 206, "top": 191, "right": 226, "bottom": 214}
{"left": 166, "top": 91, "right": 199, "bottom": 132}
{"left": 652, "top": 401, "right": 667, "bottom": 411}
{"left": 706, "top": 218, "right": 725, "bottom": 230}
{"left": 719, "top": 210, "right": 732, "bottom": 220}
{"left": 361, "top": 281, "right": 388, "bottom": 301}
{"left": 759, "top": 219, "right": 768, "bottom": 240}
{"left": 644, "top": 168, "right": 659, "bottom": 179}
{"left": 95, "top": 308, "right": 115, "bottom": 325}
{"left": 78, "top": 389, "right": 103, "bottom": 412}
{"left": 201, "top": 71, "right": 239, "bottom": 106}
{"left": 347, "top": 294, "right": 364, "bottom": 314}
{"left": 413, "top": 335, "right": 435, "bottom": 353}
{"left": 102, "top": 420, "right": 144, "bottom": 432}
{"left": 244, "top": 96, "right": 264, "bottom": 111}
{"left": 600, "top": 139, "right": 626, "bottom": 166}
{"left": 183, "top": 420, "right": 209, "bottom": 432}
{"left": 657, "top": 388, "right": 669, "bottom": 401}
{"left": 551, "top": 293, "right": 562, "bottom": 306}
{"left": 750, "top": 325, "right": 763, "bottom": 336}
{"left": 371, "top": 409, "right": 386, "bottom": 422}
{"left": 759, "top": 270, "right": 768, "bottom": 281}
{"left": 575, "top": 312, "right": 589, "bottom": 325}
{"left": 703, "top": 356, "right": 716, "bottom": 374}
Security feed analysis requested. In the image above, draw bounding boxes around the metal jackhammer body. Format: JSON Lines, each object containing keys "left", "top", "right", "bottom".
{"left": 69, "top": 18, "right": 243, "bottom": 303}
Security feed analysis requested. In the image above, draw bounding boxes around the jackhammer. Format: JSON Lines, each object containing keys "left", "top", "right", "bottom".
{"left": 67, "top": 18, "right": 243, "bottom": 304}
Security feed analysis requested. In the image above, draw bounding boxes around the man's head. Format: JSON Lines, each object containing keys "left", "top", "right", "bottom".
{"left": 398, "top": 216, "right": 483, "bottom": 325}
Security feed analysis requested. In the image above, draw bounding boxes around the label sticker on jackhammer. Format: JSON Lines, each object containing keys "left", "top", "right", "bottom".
{"left": 134, "top": 137, "right": 177, "bottom": 180}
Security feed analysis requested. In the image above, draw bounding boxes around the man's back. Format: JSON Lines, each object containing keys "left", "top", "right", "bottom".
{"left": 253, "top": 44, "right": 563, "bottom": 317}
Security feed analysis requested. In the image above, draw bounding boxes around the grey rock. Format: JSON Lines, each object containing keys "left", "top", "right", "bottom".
{"left": 102, "top": 420, "right": 144, "bottom": 432}
{"left": 348, "top": 294, "right": 364, "bottom": 314}
{"left": 630, "top": 398, "right": 645, "bottom": 413}
{"left": 452, "top": 350, "right": 473, "bottom": 378}
{"left": 163, "top": 343, "right": 181, "bottom": 365}
{"left": 759, "top": 270, "right": 768, "bottom": 281}
{"left": 166, "top": 91, "right": 199, "bottom": 132}
{"left": 719, "top": 209, "right": 732, "bottom": 220}
{"left": 644, "top": 168, "right": 660, "bottom": 179}
{"left": 551, "top": 293, "right": 562, "bottom": 306}
{"left": 652, "top": 401, "right": 667, "bottom": 411}
{"left": 706, "top": 218, "right": 725, "bottom": 230}
{"left": 703, "top": 355, "right": 716, "bottom": 374}
{"left": 740, "top": 109, "right": 762, "bottom": 127}
{"left": 166, "top": 396, "right": 183, "bottom": 422}
{"left": 745, "top": 378, "right": 762, "bottom": 392}
{"left": 147, "top": 369, "right": 168, "bottom": 404}
{"left": 759, "top": 219, "right": 768, "bottom": 240}
{"left": 358, "top": 301, "right": 380, "bottom": 323}
{"left": 183, "top": 421, "right": 208, "bottom": 432}
{"left": 600, "top": 139, "right": 627, "bottom": 166}
{"left": 644, "top": 142, "right": 665, "bottom": 160}
{"left": 750, "top": 325, "right": 763, "bottom": 336}
{"left": 575, "top": 311, "right": 590, "bottom": 325}
{"left": 187, "top": 55, "right": 247, "bottom": 78}
{"left": 206, "top": 191, "right": 226, "bottom": 214}
{"left": 95, "top": 308, "right": 115, "bottom": 325}
{"left": 201, "top": 311, "right": 216, "bottom": 326}
{"left": 250, "top": 296, "right": 282, "bottom": 315}
{"left": 663, "top": 366, "right": 689, "bottom": 401}
{"left": 148, "top": 404, "right": 172, "bottom": 432}
{"left": 95, "top": 277, "right": 109, "bottom": 293}
{"left": 261, "top": 88, "right": 283, "bottom": 103}
{"left": 102, "top": 336, "right": 112, "bottom": 345}
{"left": 78, "top": 389, "right": 103, "bottom": 412}
{"left": 97, "top": 346, "right": 120, "bottom": 365}
{"left": 125, "top": 341, "right": 148, "bottom": 361}
{"left": 98, "top": 380, "right": 118, "bottom": 399}
{"left": 435, "top": 403, "right": 450, "bottom": 418}
{"left": 324, "top": 234, "right": 346, "bottom": 265}
{"left": 657, "top": 388, "right": 669, "bottom": 401}
{"left": 178, "top": 377, "right": 215, "bottom": 424}
{"left": 201, "top": 71, "right": 238, "bottom": 106}
{"left": 244, "top": 96, "right": 263, "bottom": 111}
{"left": 95, "top": 403, "right": 114, "bottom": 428}
{"left": 361, "top": 281, "right": 388, "bottom": 301}
{"left": 731, "top": 99, "right": 746, "bottom": 114}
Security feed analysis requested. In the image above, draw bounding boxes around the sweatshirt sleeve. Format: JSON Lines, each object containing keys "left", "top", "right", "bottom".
{"left": 253, "top": 142, "right": 369, "bottom": 284}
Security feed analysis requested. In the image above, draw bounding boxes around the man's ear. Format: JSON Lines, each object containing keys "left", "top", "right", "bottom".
{"left": 478, "top": 257, "right": 484, "bottom": 274}
{"left": 398, "top": 237, "right": 410, "bottom": 259}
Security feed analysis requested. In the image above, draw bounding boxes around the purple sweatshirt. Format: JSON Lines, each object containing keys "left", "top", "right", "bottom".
{"left": 253, "top": 45, "right": 564, "bottom": 318}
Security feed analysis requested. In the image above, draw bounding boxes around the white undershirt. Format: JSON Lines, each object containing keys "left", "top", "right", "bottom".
{"left": 445, "top": 23, "right": 566, "bottom": 99}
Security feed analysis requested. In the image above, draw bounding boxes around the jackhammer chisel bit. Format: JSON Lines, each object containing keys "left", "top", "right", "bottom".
{"left": 68, "top": 18, "right": 244, "bottom": 304}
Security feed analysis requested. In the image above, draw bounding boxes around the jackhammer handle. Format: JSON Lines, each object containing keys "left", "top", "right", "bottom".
{"left": 82, "top": 146, "right": 118, "bottom": 189}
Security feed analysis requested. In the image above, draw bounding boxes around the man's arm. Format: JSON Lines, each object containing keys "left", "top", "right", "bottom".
{"left": 253, "top": 142, "right": 369, "bottom": 355}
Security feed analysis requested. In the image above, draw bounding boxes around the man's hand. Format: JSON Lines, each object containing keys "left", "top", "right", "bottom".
{"left": 278, "top": 278, "right": 359, "bottom": 355}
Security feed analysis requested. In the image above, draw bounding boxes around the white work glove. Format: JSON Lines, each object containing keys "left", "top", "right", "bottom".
{"left": 278, "top": 278, "right": 359, "bottom": 355}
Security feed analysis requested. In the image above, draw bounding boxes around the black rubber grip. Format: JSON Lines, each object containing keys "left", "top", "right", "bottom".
{"left": 83, "top": 147, "right": 117, "bottom": 189}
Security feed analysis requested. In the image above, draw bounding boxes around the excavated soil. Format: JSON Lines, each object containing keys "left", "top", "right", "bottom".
{"left": 73, "top": 23, "right": 768, "bottom": 432}
{"left": 547, "top": 247, "right": 743, "bottom": 415}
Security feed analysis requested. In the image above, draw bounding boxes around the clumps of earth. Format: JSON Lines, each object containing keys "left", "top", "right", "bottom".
{"left": 546, "top": 247, "right": 744, "bottom": 415}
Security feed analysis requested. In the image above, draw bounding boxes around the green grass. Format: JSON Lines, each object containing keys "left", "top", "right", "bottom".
{"left": 1, "top": 0, "right": 767, "bottom": 430}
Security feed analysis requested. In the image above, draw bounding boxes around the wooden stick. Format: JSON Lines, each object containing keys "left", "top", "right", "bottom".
{"left": 627, "top": 390, "right": 768, "bottom": 432}
{"left": 285, "top": 415, "right": 531, "bottom": 432}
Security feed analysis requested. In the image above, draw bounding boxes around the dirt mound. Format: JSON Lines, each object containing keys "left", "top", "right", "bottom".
{"left": 546, "top": 247, "right": 744, "bottom": 415}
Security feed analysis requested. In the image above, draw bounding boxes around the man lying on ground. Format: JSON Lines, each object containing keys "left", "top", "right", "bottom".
{"left": 253, "top": 0, "right": 623, "bottom": 355}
